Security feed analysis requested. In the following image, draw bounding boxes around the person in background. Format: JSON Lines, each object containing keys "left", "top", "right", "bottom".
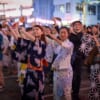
{"left": 82, "top": 25, "right": 87, "bottom": 35}
{"left": 0, "top": 24, "right": 5, "bottom": 92}
{"left": 43, "top": 26, "right": 54, "bottom": 84}
{"left": 69, "top": 22, "right": 74, "bottom": 34}
{"left": 44, "top": 19, "right": 59, "bottom": 85}
{"left": 88, "top": 25, "right": 100, "bottom": 100}
{"left": 7, "top": 25, "right": 31, "bottom": 96}
{"left": 69, "top": 21, "right": 84, "bottom": 100}
{"left": 1, "top": 28, "right": 12, "bottom": 74}
{"left": 87, "top": 26, "right": 92, "bottom": 35}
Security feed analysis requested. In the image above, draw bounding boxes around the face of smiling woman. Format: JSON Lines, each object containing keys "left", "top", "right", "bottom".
{"left": 59, "top": 28, "right": 69, "bottom": 41}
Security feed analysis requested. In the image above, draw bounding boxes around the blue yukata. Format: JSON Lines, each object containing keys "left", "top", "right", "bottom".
{"left": 23, "top": 39, "right": 46, "bottom": 100}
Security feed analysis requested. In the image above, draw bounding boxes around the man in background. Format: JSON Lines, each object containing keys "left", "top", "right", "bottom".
{"left": 69, "top": 21, "right": 85, "bottom": 100}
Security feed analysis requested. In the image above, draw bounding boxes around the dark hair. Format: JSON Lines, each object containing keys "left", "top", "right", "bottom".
{"left": 72, "top": 21, "right": 82, "bottom": 26}
{"left": 44, "top": 25, "right": 50, "bottom": 29}
{"left": 92, "top": 25, "right": 98, "bottom": 29}
{"left": 33, "top": 25, "right": 44, "bottom": 32}
{"left": 26, "top": 27, "right": 32, "bottom": 32}
{"left": 87, "top": 26, "right": 91, "bottom": 29}
{"left": 33, "top": 25, "right": 47, "bottom": 44}
{"left": 60, "top": 26, "right": 70, "bottom": 35}
{"left": 44, "top": 26, "right": 52, "bottom": 33}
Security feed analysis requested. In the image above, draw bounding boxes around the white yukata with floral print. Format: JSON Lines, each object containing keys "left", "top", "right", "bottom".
{"left": 51, "top": 39, "right": 74, "bottom": 100}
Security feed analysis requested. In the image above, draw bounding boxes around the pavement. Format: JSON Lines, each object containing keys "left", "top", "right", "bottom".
{"left": 0, "top": 66, "right": 90, "bottom": 100}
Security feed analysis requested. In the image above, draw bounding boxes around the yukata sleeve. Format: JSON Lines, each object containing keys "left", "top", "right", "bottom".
{"left": 59, "top": 41, "right": 74, "bottom": 59}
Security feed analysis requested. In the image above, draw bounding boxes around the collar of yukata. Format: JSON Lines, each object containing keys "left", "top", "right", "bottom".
{"left": 60, "top": 37, "right": 68, "bottom": 42}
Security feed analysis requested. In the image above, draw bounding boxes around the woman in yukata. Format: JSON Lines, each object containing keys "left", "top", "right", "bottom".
{"left": 88, "top": 25, "right": 100, "bottom": 100}
{"left": 20, "top": 25, "right": 47, "bottom": 100}
{"left": 47, "top": 26, "right": 74, "bottom": 100}
{"left": 80, "top": 25, "right": 100, "bottom": 100}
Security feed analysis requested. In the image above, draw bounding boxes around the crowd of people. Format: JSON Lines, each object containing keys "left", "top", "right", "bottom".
{"left": 0, "top": 17, "right": 100, "bottom": 100}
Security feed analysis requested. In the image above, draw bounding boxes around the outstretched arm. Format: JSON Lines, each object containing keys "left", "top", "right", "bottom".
{"left": 47, "top": 33, "right": 71, "bottom": 48}
{"left": 19, "top": 27, "right": 35, "bottom": 42}
{"left": 48, "top": 33, "right": 62, "bottom": 45}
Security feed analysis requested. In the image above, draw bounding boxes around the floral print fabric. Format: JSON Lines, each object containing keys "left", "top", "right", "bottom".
{"left": 52, "top": 39, "right": 73, "bottom": 100}
{"left": 79, "top": 34, "right": 95, "bottom": 56}
{"left": 28, "top": 40, "right": 46, "bottom": 68}
{"left": 89, "top": 64, "right": 100, "bottom": 100}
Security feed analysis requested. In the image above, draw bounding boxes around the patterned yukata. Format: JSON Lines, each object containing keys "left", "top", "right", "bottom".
{"left": 89, "top": 63, "right": 100, "bottom": 100}
{"left": 22, "top": 39, "right": 46, "bottom": 100}
{"left": 89, "top": 43, "right": 100, "bottom": 100}
{"left": 51, "top": 39, "right": 73, "bottom": 100}
{"left": 79, "top": 34, "right": 95, "bottom": 56}
{"left": 80, "top": 34, "right": 100, "bottom": 100}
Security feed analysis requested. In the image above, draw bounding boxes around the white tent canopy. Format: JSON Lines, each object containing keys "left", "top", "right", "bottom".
{"left": 0, "top": 0, "right": 33, "bottom": 6}
{"left": 0, "top": 0, "right": 33, "bottom": 17}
